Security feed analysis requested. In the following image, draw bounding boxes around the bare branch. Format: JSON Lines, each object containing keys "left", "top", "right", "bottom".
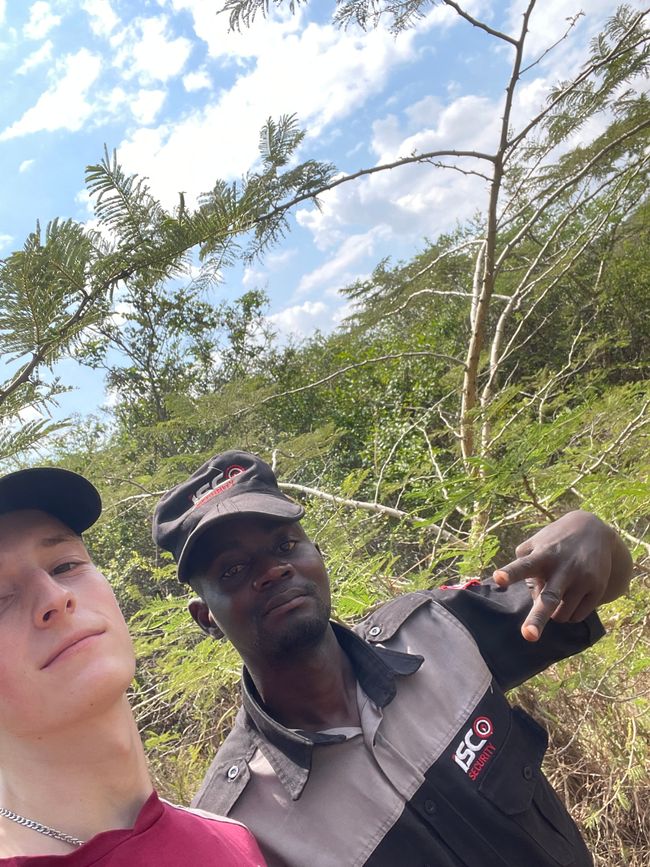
{"left": 498, "top": 124, "right": 650, "bottom": 267}
{"left": 560, "top": 401, "right": 650, "bottom": 494}
{"left": 382, "top": 286, "right": 510, "bottom": 320}
{"left": 490, "top": 160, "right": 646, "bottom": 386}
{"left": 278, "top": 482, "right": 465, "bottom": 545}
{"left": 521, "top": 474, "right": 557, "bottom": 521}
{"left": 422, "top": 159, "right": 493, "bottom": 183}
{"left": 519, "top": 13, "right": 583, "bottom": 76}
{"left": 441, "top": 0, "right": 518, "bottom": 45}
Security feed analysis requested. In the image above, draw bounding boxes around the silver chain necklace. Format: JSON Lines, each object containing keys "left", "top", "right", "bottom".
{"left": 0, "top": 806, "right": 84, "bottom": 848}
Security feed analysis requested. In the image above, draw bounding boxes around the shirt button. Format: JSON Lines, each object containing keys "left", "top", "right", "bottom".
{"left": 522, "top": 765, "right": 534, "bottom": 781}
{"left": 424, "top": 799, "right": 437, "bottom": 815}
{"left": 368, "top": 625, "right": 382, "bottom": 637}
{"left": 227, "top": 765, "right": 240, "bottom": 781}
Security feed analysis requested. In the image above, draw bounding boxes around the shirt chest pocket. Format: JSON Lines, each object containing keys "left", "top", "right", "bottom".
{"left": 478, "top": 707, "right": 581, "bottom": 866}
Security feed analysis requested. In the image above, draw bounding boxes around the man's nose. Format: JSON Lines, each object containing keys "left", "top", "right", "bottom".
{"left": 32, "top": 572, "right": 76, "bottom": 627}
{"left": 252, "top": 557, "right": 294, "bottom": 592}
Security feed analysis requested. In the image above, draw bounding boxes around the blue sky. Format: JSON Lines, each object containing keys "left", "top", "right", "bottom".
{"left": 0, "top": 0, "right": 643, "bottom": 418}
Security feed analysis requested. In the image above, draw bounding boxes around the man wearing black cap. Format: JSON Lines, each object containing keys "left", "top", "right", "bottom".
{"left": 153, "top": 450, "right": 633, "bottom": 867}
{"left": 0, "top": 466, "right": 266, "bottom": 866}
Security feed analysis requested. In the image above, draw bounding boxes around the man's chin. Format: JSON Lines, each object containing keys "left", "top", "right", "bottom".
{"left": 259, "top": 610, "right": 330, "bottom": 658}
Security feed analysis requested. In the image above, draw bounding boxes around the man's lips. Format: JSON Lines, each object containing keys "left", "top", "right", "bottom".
{"left": 41, "top": 630, "right": 105, "bottom": 669}
{"left": 262, "top": 588, "right": 312, "bottom": 617}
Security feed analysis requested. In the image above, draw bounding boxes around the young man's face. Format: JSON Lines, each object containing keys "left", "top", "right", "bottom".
{"left": 0, "top": 509, "right": 135, "bottom": 738}
{"left": 189, "top": 516, "right": 331, "bottom": 665}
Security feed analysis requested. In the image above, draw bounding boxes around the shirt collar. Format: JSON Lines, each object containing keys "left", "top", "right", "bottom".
{"left": 240, "top": 622, "right": 423, "bottom": 799}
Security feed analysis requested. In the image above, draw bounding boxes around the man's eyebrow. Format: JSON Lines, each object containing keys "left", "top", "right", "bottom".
{"left": 39, "top": 532, "right": 81, "bottom": 548}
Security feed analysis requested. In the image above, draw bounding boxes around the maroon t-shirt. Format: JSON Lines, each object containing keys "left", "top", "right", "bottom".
{"left": 0, "top": 791, "right": 266, "bottom": 866}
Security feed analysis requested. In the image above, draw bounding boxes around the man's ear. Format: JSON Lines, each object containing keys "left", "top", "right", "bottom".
{"left": 188, "top": 597, "right": 224, "bottom": 640}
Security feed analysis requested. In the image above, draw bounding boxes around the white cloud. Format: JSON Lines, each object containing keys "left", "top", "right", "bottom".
{"left": 291, "top": 1, "right": 638, "bottom": 263}
{"left": 242, "top": 266, "right": 266, "bottom": 287}
{"left": 0, "top": 233, "right": 14, "bottom": 251}
{"left": 18, "top": 159, "right": 35, "bottom": 172}
{"left": 170, "top": 0, "right": 303, "bottom": 61}
{"left": 0, "top": 49, "right": 102, "bottom": 140}
{"left": 111, "top": 300, "right": 136, "bottom": 327}
{"left": 103, "top": 386, "right": 120, "bottom": 408}
{"left": 267, "top": 300, "right": 330, "bottom": 337}
{"left": 182, "top": 68, "right": 211, "bottom": 92}
{"left": 241, "top": 247, "right": 297, "bottom": 289}
{"left": 297, "top": 227, "right": 390, "bottom": 295}
{"left": 17, "top": 39, "right": 53, "bottom": 74}
{"left": 266, "top": 248, "right": 297, "bottom": 268}
{"left": 74, "top": 188, "right": 92, "bottom": 215}
{"left": 115, "top": 13, "right": 425, "bottom": 209}
{"left": 24, "top": 1, "right": 61, "bottom": 40}
{"left": 113, "top": 15, "right": 192, "bottom": 83}
{"left": 82, "top": 0, "right": 119, "bottom": 37}
{"left": 129, "top": 88, "right": 166, "bottom": 124}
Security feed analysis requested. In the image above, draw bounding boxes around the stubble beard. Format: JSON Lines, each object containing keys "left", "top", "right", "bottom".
{"left": 255, "top": 594, "right": 331, "bottom": 659}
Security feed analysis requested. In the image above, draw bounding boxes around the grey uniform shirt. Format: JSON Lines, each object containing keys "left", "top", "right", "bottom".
{"left": 193, "top": 579, "right": 603, "bottom": 867}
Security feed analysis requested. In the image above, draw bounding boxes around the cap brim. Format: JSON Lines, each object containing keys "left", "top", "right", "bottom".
{"left": 177, "top": 492, "right": 304, "bottom": 583}
{"left": 0, "top": 467, "right": 102, "bottom": 535}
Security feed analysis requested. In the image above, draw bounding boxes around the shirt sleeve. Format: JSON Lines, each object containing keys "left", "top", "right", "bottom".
{"left": 431, "top": 578, "right": 605, "bottom": 691}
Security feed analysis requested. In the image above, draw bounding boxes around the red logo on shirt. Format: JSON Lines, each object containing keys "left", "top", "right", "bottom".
{"left": 452, "top": 716, "right": 496, "bottom": 780}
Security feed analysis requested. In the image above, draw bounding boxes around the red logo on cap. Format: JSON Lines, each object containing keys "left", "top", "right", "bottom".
{"left": 192, "top": 465, "right": 245, "bottom": 509}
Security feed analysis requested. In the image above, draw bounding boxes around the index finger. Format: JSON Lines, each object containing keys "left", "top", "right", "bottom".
{"left": 493, "top": 550, "right": 544, "bottom": 587}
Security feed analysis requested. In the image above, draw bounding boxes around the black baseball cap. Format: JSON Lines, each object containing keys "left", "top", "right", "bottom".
{"left": 0, "top": 467, "right": 102, "bottom": 534}
{"left": 152, "top": 450, "right": 304, "bottom": 582}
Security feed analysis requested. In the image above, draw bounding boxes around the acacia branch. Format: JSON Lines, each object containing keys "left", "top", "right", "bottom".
{"left": 506, "top": 10, "right": 650, "bottom": 155}
{"left": 495, "top": 120, "right": 650, "bottom": 274}
{"left": 250, "top": 147, "right": 496, "bottom": 228}
{"left": 441, "top": 0, "right": 517, "bottom": 45}
{"left": 0, "top": 284, "right": 101, "bottom": 406}
{"left": 372, "top": 391, "right": 456, "bottom": 504}
{"left": 486, "top": 160, "right": 645, "bottom": 402}
{"left": 559, "top": 401, "right": 650, "bottom": 495}
{"left": 382, "top": 286, "right": 510, "bottom": 320}
{"left": 278, "top": 482, "right": 465, "bottom": 545}
{"left": 521, "top": 475, "right": 556, "bottom": 521}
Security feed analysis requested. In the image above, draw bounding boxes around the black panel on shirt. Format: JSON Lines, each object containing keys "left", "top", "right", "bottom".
{"left": 365, "top": 689, "right": 594, "bottom": 867}
{"left": 432, "top": 580, "right": 604, "bottom": 691}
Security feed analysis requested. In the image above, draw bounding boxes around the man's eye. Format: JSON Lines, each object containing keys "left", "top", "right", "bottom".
{"left": 277, "top": 540, "right": 297, "bottom": 554}
{"left": 221, "top": 563, "right": 245, "bottom": 580}
{"left": 51, "top": 561, "right": 82, "bottom": 576}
